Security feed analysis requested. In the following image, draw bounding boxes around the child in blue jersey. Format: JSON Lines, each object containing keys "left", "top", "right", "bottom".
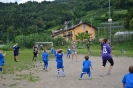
{"left": 50, "top": 46, "right": 54, "bottom": 55}
{"left": 53, "top": 49, "right": 57, "bottom": 58}
{"left": 122, "top": 65, "right": 133, "bottom": 88}
{"left": 42, "top": 48, "right": 48, "bottom": 71}
{"left": 79, "top": 55, "right": 93, "bottom": 80}
{"left": 56, "top": 49, "right": 65, "bottom": 77}
{"left": 121, "top": 48, "right": 125, "bottom": 53}
{"left": 50, "top": 46, "right": 57, "bottom": 58}
{"left": 66, "top": 46, "right": 71, "bottom": 58}
{"left": 0, "top": 50, "right": 6, "bottom": 73}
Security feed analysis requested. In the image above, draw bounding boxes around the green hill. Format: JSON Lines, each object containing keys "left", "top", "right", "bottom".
{"left": 0, "top": 0, "right": 133, "bottom": 43}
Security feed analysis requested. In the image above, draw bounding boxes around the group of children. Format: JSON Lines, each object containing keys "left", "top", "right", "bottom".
{"left": 0, "top": 43, "right": 133, "bottom": 88}
{"left": 43, "top": 46, "right": 92, "bottom": 79}
{"left": 42, "top": 47, "right": 65, "bottom": 77}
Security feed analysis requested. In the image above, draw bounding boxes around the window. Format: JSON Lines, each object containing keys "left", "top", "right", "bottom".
{"left": 85, "top": 31, "right": 88, "bottom": 34}
{"left": 67, "top": 31, "right": 73, "bottom": 36}
{"left": 83, "top": 24, "right": 86, "bottom": 30}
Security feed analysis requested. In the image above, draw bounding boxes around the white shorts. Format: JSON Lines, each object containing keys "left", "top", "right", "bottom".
{"left": 72, "top": 51, "right": 77, "bottom": 54}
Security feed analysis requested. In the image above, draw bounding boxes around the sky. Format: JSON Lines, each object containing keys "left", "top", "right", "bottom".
{"left": 0, "top": 0, "right": 54, "bottom": 4}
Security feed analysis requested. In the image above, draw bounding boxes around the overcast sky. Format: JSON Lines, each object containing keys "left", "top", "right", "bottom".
{"left": 0, "top": 0, "right": 54, "bottom": 4}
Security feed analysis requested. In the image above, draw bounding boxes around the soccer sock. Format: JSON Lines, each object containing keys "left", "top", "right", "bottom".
{"left": 34, "top": 57, "right": 36, "bottom": 61}
{"left": 69, "top": 54, "right": 70, "bottom": 58}
{"left": 80, "top": 72, "right": 84, "bottom": 78}
{"left": 62, "top": 69, "right": 65, "bottom": 75}
{"left": 57, "top": 69, "right": 60, "bottom": 76}
{"left": 45, "top": 63, "right": 48, "bottom": 70}
{"left": 0, "top": 68, "right": 2, "bottom": 72}
{"left": 88, "top": 71, "right": 91, "bottom": 78}
{"left": 32, "top": 57, "right": 34, "bottom": 60}
{"left": 44, "top": 63, "right": 46, "bottom": 69}
{"left": 14, "top": 58, "right": 16, "bottom": 61}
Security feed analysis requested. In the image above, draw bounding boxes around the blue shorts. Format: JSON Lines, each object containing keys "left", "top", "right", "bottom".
{"left": 0, "top": 63, "right": 4, "bottom": 66}
{"left": 57, "top": 62, "right": 64, "bottom": 69}
{"left": 43, "top": 60, "right": 48, "bottom": 64}
{"left": 14, "top": 53, "right": 18, "bottom": 56}
{"left": 82, "top": 68, "right": 90, "bottom": 74}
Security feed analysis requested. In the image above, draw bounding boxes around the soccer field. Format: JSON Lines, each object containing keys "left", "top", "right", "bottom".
{"left": 0, "top": 50, "right": 133, "bottom": 88}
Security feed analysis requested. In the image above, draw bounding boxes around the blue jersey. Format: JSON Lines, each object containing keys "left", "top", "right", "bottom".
{"left": 82, "top": 60, "right": 92, "bottom": 69}
{"left": 56, "top": 53, "right": 64, "bottom": 68}
{"left": 102, "top": 44, "right": 112, "bottom": 60}
{"left": 122, "top": 73, "right": 133, "bottom": 88}
{"left": 67, "top": 48, "right": 71, "bottom": 54}
{"left": 56, "top": 53, "right": 63, "bottom": 62}
{"left": 82, "top": 60, "right": 92, "bottom": 73}
{"left": 54, "top": 50, "right": 57, "bottom": 56}
{"left": 50, "top": 48, "right": 54, "bottom": 54}
{"left": 13, "top": 45, "right": 20, "bottom": 53}
{"left": 42, "top": 52, "right": 48, "bottom": 61}
{"left": 0, "top": 53, "right": 5, "bottom": 66}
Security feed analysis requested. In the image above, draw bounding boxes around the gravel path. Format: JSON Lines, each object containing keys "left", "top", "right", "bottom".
{"left": 0, "top": 55, "right": 133, "bottom": 88}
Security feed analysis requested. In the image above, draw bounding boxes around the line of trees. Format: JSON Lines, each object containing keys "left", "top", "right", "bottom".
{"left": 0, "top": 0, "right": 133, "bottom": 43}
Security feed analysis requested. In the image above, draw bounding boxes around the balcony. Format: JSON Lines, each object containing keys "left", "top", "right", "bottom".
{"left": 63, "top": 34, "right": 73, "bottom": 37}
{"left": 67, "top": 34, "right": 73, "bottom": 37}
{"left": 63, "top": 35, "right": 67, "bottom": 37}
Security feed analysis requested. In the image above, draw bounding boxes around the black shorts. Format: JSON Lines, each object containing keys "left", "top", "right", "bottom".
{"left": 14, "top": 52, "right": 18, "bottom": 56}
{"left": 102, "top": 59, "right": 114, "bottom": 67}
{"left": 34, "top": 52, "right": 37, "bottom": 57}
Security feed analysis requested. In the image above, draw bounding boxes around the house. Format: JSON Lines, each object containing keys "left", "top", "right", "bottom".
{"left": 52, "top": 22, "right": 96, "bottom": 41}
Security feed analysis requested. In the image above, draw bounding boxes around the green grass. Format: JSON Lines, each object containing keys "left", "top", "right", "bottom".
{"left": 3, "top": 49, "right": 35, "bottom": 74}
{"left": 14, "top": 73, "right": 39, "bottom": 82}
{"left": 3, "top": 49, "right": 55, "bottom": 74}
{"left": 9, "top": 83, "right": 18, "bottom": 87}
{"left": 1, "top": 49, "right": 45, "bottom": 82}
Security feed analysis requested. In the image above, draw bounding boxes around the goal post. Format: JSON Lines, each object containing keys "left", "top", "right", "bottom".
{"left": 35, "top": 42, "right": 53, "bottom": 46}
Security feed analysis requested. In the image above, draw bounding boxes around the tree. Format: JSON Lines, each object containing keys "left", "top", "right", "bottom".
{"left": 130, "top": 18, "right": 133, "bottom": 29}
{"left": 76, "top": 32, "right": 92, "bottom": 42}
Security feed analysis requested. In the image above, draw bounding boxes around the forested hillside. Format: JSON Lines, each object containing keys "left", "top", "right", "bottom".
{"left": 0, "top": 0, "right": 133, "bottom": 43}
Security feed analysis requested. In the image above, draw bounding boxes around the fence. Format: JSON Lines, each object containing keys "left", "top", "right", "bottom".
{"left": 95, "top": 22, "right": 133, "bottom": 44}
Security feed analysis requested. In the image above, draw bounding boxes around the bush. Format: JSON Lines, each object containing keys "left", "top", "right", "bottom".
{"left": 0, "top": 42, "right": 13, "bottom": 51}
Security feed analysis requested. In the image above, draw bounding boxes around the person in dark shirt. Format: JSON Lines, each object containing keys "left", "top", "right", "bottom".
{"left": 99, "top": 38, "right": 104, "bottom": 53}
{"left": 86, "top": 43, "right": 91, "bottom": 55}
{"left": 32, "top": 44, "right": 38, "bottom": 61}
{"left": 13, "top": 43, "right": 20, "bottom": 62}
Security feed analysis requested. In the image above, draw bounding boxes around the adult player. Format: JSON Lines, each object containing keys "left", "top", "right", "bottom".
{"left": 100, "top": 39, "right": 114, "bottom": 77}
{"left": 13, "top": 43, "right": 20, "bottom": 62}
{"left": 71, "top": 42, "right": 78, "bottom": 62}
